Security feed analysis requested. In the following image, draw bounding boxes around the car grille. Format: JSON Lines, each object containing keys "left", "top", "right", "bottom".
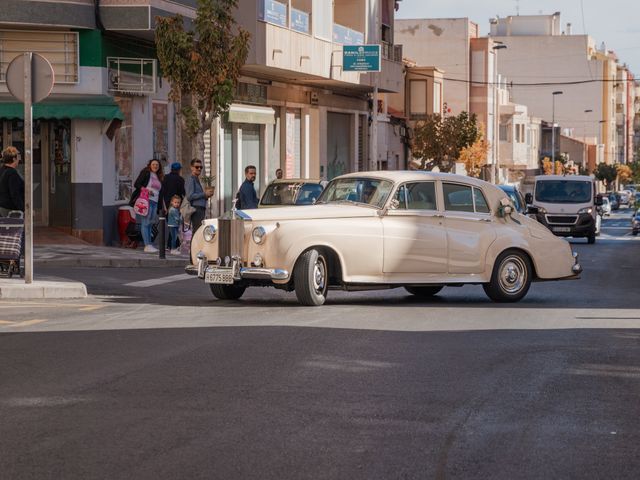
{"left": 546, "top": 215, "right": 578, "bottom": 225}
{"left": 217, "top": 217, "right": 244, "bottom": 260}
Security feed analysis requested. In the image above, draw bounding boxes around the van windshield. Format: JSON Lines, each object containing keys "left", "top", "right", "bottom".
{"left": 535, "top": 180, "right": 592, "bottom": 204}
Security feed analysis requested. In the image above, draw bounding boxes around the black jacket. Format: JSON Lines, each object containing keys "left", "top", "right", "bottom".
{"left": 129, "top": 169, "right": 164, "bottom": 213}
{"left": 0, "top": 166, "right": 25, "bottom": 212}
{"left": 161, "top": 172, "right": 186, "bottom": 210}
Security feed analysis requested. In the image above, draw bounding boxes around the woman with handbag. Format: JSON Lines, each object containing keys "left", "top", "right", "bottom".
{"left": 130, "top": 159, "right": 164, "bottom": 253}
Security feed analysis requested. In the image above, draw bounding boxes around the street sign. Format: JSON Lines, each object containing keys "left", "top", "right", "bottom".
{"left": 343, "top": 45, "right": 381, "bottom": 72}
{"left": 6, "top": 53, "right": 54, "bottom": 103}
{"left": 5, "top": 53, "right": 54, "bottom": 285}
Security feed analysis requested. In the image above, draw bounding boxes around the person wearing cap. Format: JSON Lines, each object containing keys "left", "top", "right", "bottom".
{"left": 161, "top": 161, "right": 186, "bottom": 212}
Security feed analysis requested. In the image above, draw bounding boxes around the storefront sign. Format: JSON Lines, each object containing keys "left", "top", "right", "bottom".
{"left": 291, "top": 9, "right": 310, "bottom": 34}
{"left": 259, "top": 0, "right": 287, "bottom": 28}
{"left": 343, "top": 45, "right": 381, "bottom": 72}
{"left": 236, "top": 82, "right": 267, "bottom": 106}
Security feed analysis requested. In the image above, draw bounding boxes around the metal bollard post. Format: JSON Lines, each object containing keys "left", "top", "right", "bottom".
{"left": 158, "top": 216, "right": 166, "bottom": 259}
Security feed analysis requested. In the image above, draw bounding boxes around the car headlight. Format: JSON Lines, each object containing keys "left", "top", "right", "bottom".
{"left": 203, "top": 225, "right": 217, "bottom": 242}
{"left": 252, "top": 226, "right": 267, "bottom": 244}
{"left": 578, "top": 207, "right": 593, "bottom": 215}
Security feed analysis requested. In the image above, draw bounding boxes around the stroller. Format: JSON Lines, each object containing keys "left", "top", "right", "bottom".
{"left": 0, "top": 211, "right": 24, "bottom": 278}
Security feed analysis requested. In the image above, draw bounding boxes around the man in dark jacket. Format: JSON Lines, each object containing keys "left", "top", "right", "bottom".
{"left": 236, "top": 165, "right": 259, "bottom": 209}
{"left": 0, "top": 146, "right": 24, "bottom": 216}
{"left": 161, "top": 162, "right": 186, "bottom": 211}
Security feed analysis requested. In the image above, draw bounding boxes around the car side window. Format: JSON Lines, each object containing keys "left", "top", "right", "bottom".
{"left": 443, "top": 183, "right": 474, "bottom": 212}
{"left": 473, "top": 188, "right": 490, "bottom": 213}
{"left": 405, "top": 182, "right": 437, "bottom": 210}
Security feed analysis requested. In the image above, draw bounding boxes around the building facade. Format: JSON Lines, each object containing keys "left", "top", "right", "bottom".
{"left": 489, "top": 12, "right": 622, "bottom": 167}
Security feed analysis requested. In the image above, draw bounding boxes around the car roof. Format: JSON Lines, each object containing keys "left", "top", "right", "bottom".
{"left": 534, "top": 174, "right": 594, "bottom": 181}
{"left": 268, "top": 178, "right": 323, "bottom": 184}
{"left": 335, "top": 170, "right": 493, "bottom": 189}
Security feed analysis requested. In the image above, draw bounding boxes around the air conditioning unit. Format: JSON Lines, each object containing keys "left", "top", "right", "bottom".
{"left": 107, "top": 57, "right": 156, "bottom": 95}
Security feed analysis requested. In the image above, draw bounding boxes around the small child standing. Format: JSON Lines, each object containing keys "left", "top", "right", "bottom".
{"left": 168, "top": 195, "right": 182, "bottom": 255}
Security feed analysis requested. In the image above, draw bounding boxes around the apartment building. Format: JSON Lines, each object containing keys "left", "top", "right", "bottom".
{"left": 209, "top": 0, "right": 405, "bottom": 213}
{"left": 0, "top": 0, "right": 191, "bottom": 245}
{"left": 0, "top": 0, "right": 404, "bottom": 243}
{"left": 489, "top": 12, "right": 621, "bottom": 167}
{"left": 616, "top": 64, "right": 636, "bottom": 164}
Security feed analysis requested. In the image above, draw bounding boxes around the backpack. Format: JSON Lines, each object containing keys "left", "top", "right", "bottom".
{"left": 133, "top": 188, "right": 150, "bottom": 217}
{"left": 180, "top": 196, "right": 196, "bottom": 226}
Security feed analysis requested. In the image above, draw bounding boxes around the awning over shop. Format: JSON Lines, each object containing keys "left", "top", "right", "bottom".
{"left": 226, "top": 104, "right": 275, "bottom": 125}
{"left": 0, "top": 96, "right": 124, "bottom": 121}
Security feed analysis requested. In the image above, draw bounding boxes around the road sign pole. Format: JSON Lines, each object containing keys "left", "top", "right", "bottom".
{"left": 23, "top": 53, "right": 33, "bottom": 284}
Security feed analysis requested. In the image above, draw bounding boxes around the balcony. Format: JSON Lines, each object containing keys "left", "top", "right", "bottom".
{"left": 238, "top": 0, "right": 403, "bottom": 93}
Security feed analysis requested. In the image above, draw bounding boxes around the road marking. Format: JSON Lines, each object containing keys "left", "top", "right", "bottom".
{"left": 124, "top": 273, "right": 193, "bottom": 288}
{"left": 0, "top": 319, "right": 47, "bottom": 328}
{"left": 0, "top": 303, "right": 104, "bottom": 310}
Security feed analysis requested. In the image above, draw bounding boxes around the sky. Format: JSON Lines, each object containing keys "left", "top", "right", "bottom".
{"left": 396, "top": 0, "right": 640, "bottom": 74}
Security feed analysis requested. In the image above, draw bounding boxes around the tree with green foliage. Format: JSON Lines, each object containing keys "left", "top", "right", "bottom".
{"left": 411, "top": 111, "right": 480, "bottom": 172}
{"left": 155, "top": 0, "right": 250, "bottom": 164}
{"left": 593, "top": 163, "right": 618, "bottom": 190}
{"left": 628, "top": 160, "right": 640, "bottom": 183}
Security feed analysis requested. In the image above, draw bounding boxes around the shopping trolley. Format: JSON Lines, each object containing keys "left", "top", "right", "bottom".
{"left": 0, "top": 211, "right": 24, "bottom": 278}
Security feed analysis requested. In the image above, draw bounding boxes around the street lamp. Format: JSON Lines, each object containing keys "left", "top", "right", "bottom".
{"left": 492, "top": 43, "right": 507, "bottom": 184}
{"left": 551, "top": 91, "right": 563, "bottom": 165}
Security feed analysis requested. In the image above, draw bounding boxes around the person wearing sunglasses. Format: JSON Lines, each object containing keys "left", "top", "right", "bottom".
{"left": 185, "top": 158, "right": 213, "bottom": 233}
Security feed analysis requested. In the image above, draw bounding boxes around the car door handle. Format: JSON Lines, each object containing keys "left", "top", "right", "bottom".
{"left": 478, "top": 218, "right": 492, "bottom": 223}
{"left": 433, "top": 214, "right": 445, "bottom": 218}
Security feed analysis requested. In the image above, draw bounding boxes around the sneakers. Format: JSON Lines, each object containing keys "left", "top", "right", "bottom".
{"left": 170, "top": 248, "right": 181, "bottom": 255}
{"left": 143, "top": 245, "right": 159, "bottom": 253}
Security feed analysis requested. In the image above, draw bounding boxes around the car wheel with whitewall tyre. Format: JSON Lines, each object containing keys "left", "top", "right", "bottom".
{"left": 294, "top": 249, "right": 328, "bottom": 306}
{"left": 209, "top": 284, "right": 246, "bottom": 300}
{"left": 483, "top": 250, "right": 532, "bottom": 303}
{"left": 405, "top": 286, "right": 443, "bottom": 298}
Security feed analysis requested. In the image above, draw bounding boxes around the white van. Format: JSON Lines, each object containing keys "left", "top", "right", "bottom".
{"left": 525, "top": 175, "right": 602, "bottom": 244}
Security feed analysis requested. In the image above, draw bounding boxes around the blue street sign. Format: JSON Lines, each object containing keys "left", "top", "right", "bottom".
{"left": 343, "top": 45, "right": 381, "bottom": 72}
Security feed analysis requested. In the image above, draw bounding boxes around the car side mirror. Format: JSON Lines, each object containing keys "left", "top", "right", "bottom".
{"left": 595, "top": 194, "right": 603, "bottom": 206}
{"left": 389, "top": 198, "right": 400, "bottom": 210}
{"left": 527, "top": 206, "right": 539, "bottom": 215}
{"left": 525, "top": 193, "right": 533, "bottom": 205}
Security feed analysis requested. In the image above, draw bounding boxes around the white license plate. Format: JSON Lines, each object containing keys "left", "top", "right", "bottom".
{"left": 552, "top": 226, "right": 571, "bottom": 233}
{"left": 205, "top": 268, "right": 234, "bottom": 284}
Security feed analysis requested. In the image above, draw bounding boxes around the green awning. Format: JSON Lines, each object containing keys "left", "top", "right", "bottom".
{"left": 0, "top": 97, "right": 124, "bottom": 121}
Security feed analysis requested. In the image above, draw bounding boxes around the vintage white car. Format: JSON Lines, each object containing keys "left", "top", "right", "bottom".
{"left": 186, "top": 171, "right": 582, "bottom": 306}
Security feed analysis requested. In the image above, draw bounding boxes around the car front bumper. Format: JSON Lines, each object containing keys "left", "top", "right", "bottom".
{"left": 185, "top": 252, "right": 289, "bottom": 282}
{"left": 534, "top": 213, "right": 595, "bottom": 238}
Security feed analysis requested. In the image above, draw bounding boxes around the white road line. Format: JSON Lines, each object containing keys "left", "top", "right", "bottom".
{"left": 124, "top": 273, "right": 194, "bottom": 288}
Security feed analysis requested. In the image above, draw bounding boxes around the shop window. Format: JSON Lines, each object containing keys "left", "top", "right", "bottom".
{"left": 114, "top": 97, "right": 134, "bottom": 202}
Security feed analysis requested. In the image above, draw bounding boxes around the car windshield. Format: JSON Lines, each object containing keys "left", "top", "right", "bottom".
{"left": 260, "top": 182, "right": 324, "bottom": 206}
{"left": 317, "top": 178, "right": 394, "bottom": 208}
{"left": 535, "top": 180, "right": 592, "bottom": 204}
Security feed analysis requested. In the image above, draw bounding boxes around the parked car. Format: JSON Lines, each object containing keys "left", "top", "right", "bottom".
{"left": 608, "top": 193, "right": 619, "bottom": 211}
{"left": 600, "top": 197, "right": 611, "bottom": 217}
{"left": 259, "top": 179, "right": 325, "bottom": 208}
{"left": 187, "top": 171, "right": 582, "bottom": 306}
{"left": 498, "top": 184, "right": 527, "bottom": 213}
{"left": 632, "top": 209, "right": 640, "bottom": 236}
{"left": 618, "top": 191, "right": 631, "bottom": 208}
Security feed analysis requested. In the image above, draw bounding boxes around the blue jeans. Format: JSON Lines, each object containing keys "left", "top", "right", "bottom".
{"left": 137, "top": 200, "right": 158, "bottom": 247}
{"left": 169, "top": 226, "right": 179, "bottom": 249}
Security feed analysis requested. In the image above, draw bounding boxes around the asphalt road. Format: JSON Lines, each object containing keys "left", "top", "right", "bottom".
{"left": 1, "top": 210, "right": 639, "bottom": 479}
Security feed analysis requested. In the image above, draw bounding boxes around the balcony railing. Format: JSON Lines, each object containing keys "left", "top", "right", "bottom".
{"left": 107, "top": 57, "right": 156, "bottom": 95}
{"left": 382, "top": 42, "right": 403, "bottom": 62}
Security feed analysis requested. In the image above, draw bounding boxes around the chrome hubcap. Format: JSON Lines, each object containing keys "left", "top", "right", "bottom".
{"left": 499, "top": 256, "right": 527, "bottom": 294}
{"left": 312, "top": 258, "right": 326, "bottom": 295}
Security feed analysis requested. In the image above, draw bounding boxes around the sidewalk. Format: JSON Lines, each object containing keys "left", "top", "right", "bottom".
{"left": 31, "top": 226, "right": 189, "bottom": 268}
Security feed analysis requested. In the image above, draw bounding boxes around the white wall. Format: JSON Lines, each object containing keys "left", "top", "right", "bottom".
{"left": 72, "top": 119, "right": 104, "bottom": 184}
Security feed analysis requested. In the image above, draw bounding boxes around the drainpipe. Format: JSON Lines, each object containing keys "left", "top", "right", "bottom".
{"left": 95, "top": 0, "right": 106, "bottom": 31}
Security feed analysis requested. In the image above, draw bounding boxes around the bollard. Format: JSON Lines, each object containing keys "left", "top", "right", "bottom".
{"left": 158, "top": 216, "right": 166, "bottom": 259}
